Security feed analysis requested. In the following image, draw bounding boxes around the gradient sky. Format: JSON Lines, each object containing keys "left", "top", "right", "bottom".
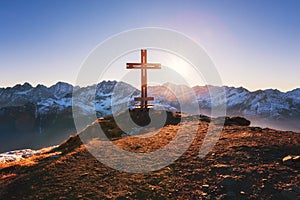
{"left": 0, "top": 0, "right": 299, "bottom": 91}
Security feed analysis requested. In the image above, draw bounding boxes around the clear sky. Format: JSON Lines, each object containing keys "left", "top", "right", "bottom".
{"left": 0, "top": 0, "right": 299, "bottom": 91}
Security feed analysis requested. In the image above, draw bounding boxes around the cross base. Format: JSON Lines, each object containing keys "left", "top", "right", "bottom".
{"left": 130, "top": 108, "right": 151, "bottom": 126}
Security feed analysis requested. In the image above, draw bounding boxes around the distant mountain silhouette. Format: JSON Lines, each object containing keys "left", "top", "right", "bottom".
{"left": 0, "top": 81, "right": 299, "bottom": 152}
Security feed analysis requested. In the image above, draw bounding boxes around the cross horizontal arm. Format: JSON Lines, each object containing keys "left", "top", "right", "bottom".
{"left": 134, "top": 97, "right": 154, "bottom": 101}
{"left": 126, "top": 63, "right": 161, "bottom": 69}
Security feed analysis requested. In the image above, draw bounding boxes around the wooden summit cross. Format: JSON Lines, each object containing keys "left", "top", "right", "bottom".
{"left": 126, "top": 49, "right": 161, "bottom": 110}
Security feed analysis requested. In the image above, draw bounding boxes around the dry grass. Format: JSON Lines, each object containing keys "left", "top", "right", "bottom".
{"left": 0, "top": 115, "right": 299, "bottom": 199}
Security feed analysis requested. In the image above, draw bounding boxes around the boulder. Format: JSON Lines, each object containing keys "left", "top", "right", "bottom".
{"left": 199, "top": 114, "right": 211, "bottom": 123}
{"left": 224, "top": 117, "right": 251, "bottom": 126}
{"left": 213, "top": 116, "right": 251, "bottom": 126}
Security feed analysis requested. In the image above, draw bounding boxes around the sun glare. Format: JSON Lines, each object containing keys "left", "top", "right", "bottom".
{"left": 149, "top": 50, "right": 206, "bottom": 87}
{"left": 99, "top": 49, "right": 206, "bottom": 88}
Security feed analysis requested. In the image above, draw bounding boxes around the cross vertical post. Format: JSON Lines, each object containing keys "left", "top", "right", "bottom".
{"left": 126, "top": 49, "right": 161, "bottom": 110}
{"left": 141, "top": 49, "right": 147, "bottom": 109}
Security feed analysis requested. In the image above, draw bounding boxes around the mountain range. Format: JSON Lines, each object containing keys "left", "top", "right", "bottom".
{"left": 0, "top": 81, "right": 299, "bottom": 152}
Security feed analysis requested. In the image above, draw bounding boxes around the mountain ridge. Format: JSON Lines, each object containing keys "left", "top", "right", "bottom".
{"left": 0, "top": 80, "right": 299, "bottom": 152}
{"left": 1, "top": 81, "right": 299, "bottom": 93}
{"left": 0, "top": 80, "right": 299, "bottom": 126}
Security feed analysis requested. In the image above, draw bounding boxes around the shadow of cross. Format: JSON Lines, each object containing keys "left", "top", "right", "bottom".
{"left": 126, "top": 49, "right": 161, "bottom": 110}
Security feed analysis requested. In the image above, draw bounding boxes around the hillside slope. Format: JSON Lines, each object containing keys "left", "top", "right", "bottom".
{"left": 0, "top": 116, "right": 299, "bottom": 199}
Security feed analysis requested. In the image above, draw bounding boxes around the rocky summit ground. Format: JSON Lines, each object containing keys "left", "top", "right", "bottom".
{"left": 0, "top": 114, "right": 299, "bottom": 200}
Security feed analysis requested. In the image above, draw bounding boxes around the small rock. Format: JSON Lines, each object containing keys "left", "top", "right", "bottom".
{"left": 213, "top": 164, "right": 230, "bottom": 168}
{"left": 283, "top": 155, "right": 300, "bottom": 168}
{"left": 79, "top": 173, "right": 89, "bottom": 179}
{"left": 293, "top": 156, "right": 300, "bottom": 168}
{"left": 283, "top": 155, "right": 293, "bottom": 165}
{"left": 135, "top": 145, "right": 141, "bottom": 150}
